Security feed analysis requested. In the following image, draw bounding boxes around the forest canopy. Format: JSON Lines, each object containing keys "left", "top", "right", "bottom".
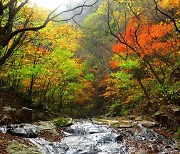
{"left": 0, "top": 0, "right": 179, "bottom": 118}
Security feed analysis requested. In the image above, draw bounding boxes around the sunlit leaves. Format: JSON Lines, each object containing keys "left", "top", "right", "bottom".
{"left": 39, "top": 23, "right": 82, "bottom": 51}
{"left": 159, "top": 0, "right": 180, "bottom": 9}
{"left": 112, "top": 21, "right": 175, "bottom": 57}
{"left": 0, "top": 3, "right": 94, "bottom": 109}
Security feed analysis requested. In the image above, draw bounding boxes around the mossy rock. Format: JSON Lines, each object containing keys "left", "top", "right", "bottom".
{"left": 7, "top": 140, "right": 40, "bottom": 154}
{"left": 115, "top": 117, "right": 133, "bottom": 128}
{"left": 37, "top": 121, "right": 57, "bottom": 135}
{"left": 93, "top": 117, "right": 133, "bottom": 128}
{"left": 92, "top": 118, "right": 111, "bottom": 125}
{"left": 174, "top": 127, "right": 180, "bottom": 140}
{"left": 53, "top": 117, "right": 72, "bottom": 127}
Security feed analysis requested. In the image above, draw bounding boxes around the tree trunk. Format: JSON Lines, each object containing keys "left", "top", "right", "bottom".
{"left": 143, "top": 57, "right": 163, "bottom": 85}
{"left": 0, "top": 32, "right": 24, "bottom": 67}
{"left": 137, "top": 78, "right": 151, "bottom": 107}
{"left": 28, "top": 50, "right": 37, "bottom": 98}
{"left": 28, "top": 75, "right": 35, "bottom": 98}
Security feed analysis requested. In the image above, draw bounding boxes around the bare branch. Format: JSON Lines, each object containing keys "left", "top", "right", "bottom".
{"left": 49, "top": 0, "right": 99, "bottom": 21}
{"left": 153, "top": 0, "right": 180, "bottom": 33}
{"left": 53, "top": 0, "right": 88, "bottom": 22}
{"left": 15, "top": 0, "right": 29, "bottom": 13}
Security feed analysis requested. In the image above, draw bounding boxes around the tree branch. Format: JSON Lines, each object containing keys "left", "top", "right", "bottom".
{"left": 15, "top": 0, "right": 29, "bottom": 14}
{"left": 2, "top": 0, "right": 100, "bottom": 47}
{"left": 153, "top": 0, "right": 180, "bottom": 33}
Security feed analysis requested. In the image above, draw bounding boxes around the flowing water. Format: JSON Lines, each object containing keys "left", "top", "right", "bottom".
{"left": 0, "top": 120, "right": 179, "bottom": 154}
{"left": 30, "top": 121, "right": 128, "bottom": 154}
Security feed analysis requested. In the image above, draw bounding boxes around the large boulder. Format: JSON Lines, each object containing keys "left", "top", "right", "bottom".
{"left": 16, "top": 107, "right": 33, "bottom": 123}
{"left": 0, "top": 107, "right": 16, "bottom": 125}
{"left": 36, "top": 121, "right": 58, "bottom": 135}
{"left": 6, "top": 124, "right": 38, "bottom": 138}
{"left": 154, "top": 104, "right": 180, "bottom": 126}
{"left": 53, "top": 117, "right": 73, "bottom": 127}
{"left": 0, "top": 107, "right": 33, "bottom": 125}
{"left": 154, "top": 111, "right": 168, "bottom": 125}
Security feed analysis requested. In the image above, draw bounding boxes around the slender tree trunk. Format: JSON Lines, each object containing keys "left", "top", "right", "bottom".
{"left": 137, "top": 78, "right": 151, "bottom": 107}
{"left": 40, "top": 79, "right": 51, "bottom": 101}
{"left": 28, "top": 75, "right": 35, "bottom": 98}
{"left": 143, "top": 58, "right": 163, "bottom": 85}
{"left": 0, "top": 32, "right": 24, "bottom": 66}
{"left": 28, "top": 49, "right": 37, "bottom": 98}
{"left": 58, "top": 90, "right": 64, "bottom": 111}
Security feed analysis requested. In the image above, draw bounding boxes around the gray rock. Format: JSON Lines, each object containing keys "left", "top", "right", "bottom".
{"left": 137, "top": 120, "right": 158, "bottom": 128}
{"left": 37, "top": 121, "right": 58, "bottom": 135}
{"left": 136, "top": 149, "right": 147, "bottom": 154}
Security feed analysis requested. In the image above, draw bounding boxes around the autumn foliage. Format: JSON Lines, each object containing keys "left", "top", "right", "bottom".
{"left": 0, "top": 0, "right": 179, "bottom": 118}
{"left": 112, "top": 20, "right": 177, "bottom": 57}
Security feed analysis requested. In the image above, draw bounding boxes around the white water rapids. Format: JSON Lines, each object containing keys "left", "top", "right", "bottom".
{"left": 0, "top": 120, "right": 179, "bottom": 153}
{"left": 29, "top": 121, "right": 127, "bottom": 154}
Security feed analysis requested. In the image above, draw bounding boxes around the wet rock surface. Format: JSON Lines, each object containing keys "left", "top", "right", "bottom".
{"left": 6, "top": 125, "right": 38, "bottom": 138}
{"left": 36, "top": 121, "right": 58, "bottom": 135}
{"left": 117, "top": 124, "right": 179, "bottom": 153}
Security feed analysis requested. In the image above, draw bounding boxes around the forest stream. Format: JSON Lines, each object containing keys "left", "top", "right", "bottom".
{"left": 0, "top": 120, "right": 179, "bottom": 154}
{"left": 0, "top": 0, "right": 180, "bottom": 153}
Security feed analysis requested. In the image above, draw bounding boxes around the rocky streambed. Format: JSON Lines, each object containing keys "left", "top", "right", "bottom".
{"left": 0, "top": 119, "right": 179, "bottom": 154}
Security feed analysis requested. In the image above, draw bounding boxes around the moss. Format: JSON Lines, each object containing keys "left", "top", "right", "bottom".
{"left": 93, "top": 117, "right": 133, "bottom": 128}
{"left": 93, "top": 118, "right": 110, "bottom": 125}
{"left": 53, "top": 117, "right": 72, "bottom": 127}
{"left": 174, "top": 127, "right": 180, "bottom": 140}
{"left": 7, "top": 140, "right": 40, "bottom": 154}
